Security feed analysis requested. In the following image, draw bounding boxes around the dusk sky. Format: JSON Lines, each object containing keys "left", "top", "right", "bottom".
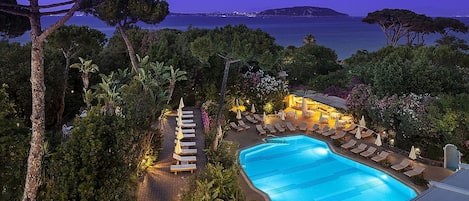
{"left": 18, "top": 0, "right": 469, "bottom": 17}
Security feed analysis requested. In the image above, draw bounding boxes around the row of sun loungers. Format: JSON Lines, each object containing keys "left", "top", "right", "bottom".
{"left": 171, "top": 106, "right": 197, "bottom": 175}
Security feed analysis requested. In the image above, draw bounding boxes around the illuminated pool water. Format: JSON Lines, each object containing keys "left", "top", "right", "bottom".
{"left": 239, "top": 135, "right": 417, "bottom": 201}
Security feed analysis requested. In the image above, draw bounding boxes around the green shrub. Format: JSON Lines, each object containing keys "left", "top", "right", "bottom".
{"left": 410, "top": 174, "right": 429, "bottom": 186}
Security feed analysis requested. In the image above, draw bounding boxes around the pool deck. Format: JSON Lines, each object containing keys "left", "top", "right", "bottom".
{"left": 225, "top": 113, "right": 454, "bottom": 201}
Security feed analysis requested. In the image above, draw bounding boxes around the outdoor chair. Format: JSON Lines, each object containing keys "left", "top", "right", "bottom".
{"left": 360, "top": 146, "right": 377, "bottom": 157}
{"left": 174, "top": 140, "right": 196, "bottom": 147}
{"left": 322, "top": 128, "right": 336, "bottom": 137}
{"left": 265, "top": 124, "right": 277, "bottom": 134}
{"left": 173, "top": 153, "right": 197, "bottom": 164}
{"left": 316, "top": 126, "right": 330, "bottom": 135}
{"left": 256, "top": 125, "right": 266, "bottom": 135}
{"left": 246, "top": 115, "right": 258, "bottom": 124}
{"left": 230, "top": 122, "right": 244, "bottom": 132}
{"left": 299, "top": 122, "right": 307, "bottom": 131}
{"left": 404, "top": 166, "right": 425, "bottom": 177}
{"left": 170, "top": 164, "right": 196, "bottom": 174}
{"left": 238, "top": 120, "right": 251, "bottom": 130}
{"left": 351, "top": 143, "right": 367, "bottom": 154}
{"left": 331, "top": 131, "right": 346, "bottom": 140}
{"left": 343, "top": 124, "right": 357, "bottom": 132}
{"left": 274, "top": 123, "right": 285, "bottom": 132}
{"left": 391, "top": 159, "right": 411, "bottom": 171}
{"left": 175, "top": 128, "right": 195, "bottom": 133}
{"left": 361, "top": 129, "right": 375, "bottom": 138}
{"left": 341, "top": 139, "right": 357, "bottom": 149}
{"left": 371, "top": 151, "right": 390, "bottom": 163}
{"left": 178, "top": 148, "right": 197, "bottom": 155}
{"left": 253, "top": 114, "right": 264, "bottom": 122}
{"left": 308, "top": 124, "right": 320, "bottom": 132}
{"left": 286, "top": 122, "right": 296, "bottom": 132}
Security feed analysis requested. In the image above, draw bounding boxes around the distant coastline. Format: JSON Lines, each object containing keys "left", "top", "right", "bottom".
{"left": 170, "top": 6, "right": 348, "bottom": 18}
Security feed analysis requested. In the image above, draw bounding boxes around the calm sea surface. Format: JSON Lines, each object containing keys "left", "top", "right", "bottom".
{"left": 9, "top": 16, "right": 469, "bottom": 59}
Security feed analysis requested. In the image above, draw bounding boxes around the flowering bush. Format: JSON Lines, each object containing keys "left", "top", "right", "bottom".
{"left": 346, "top": 84, "right": 373, "bottom": 117}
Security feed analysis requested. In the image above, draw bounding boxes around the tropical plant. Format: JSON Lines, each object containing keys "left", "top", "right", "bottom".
{"left": 166, "top": 65, "right": 187, "bottom": 104}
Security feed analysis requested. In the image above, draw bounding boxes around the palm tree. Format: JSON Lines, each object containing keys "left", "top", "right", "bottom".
{"left": 303, "top": 34, "right": 316, "bottom": 45}
{"left": 166, "top": 66, "right": 187, "bottom": 104}
{"left": 70, "top": 57, "right": 99, "bottom": 90}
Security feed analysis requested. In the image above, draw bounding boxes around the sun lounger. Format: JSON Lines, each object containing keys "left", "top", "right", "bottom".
{"left": 246, "top": 115, "right": 258, "bottom": 124}
{"left": 265, "top": 124, "right": 277, "bottom": 134}
{"left": 253, "top": 114, "right": 264, "bottom": 122}
{"left": 230, "top": 122, "right": 244, "bottom": 132}
{"left": 274, "top": 123, "right": 285, "bottom": 132}
{"left": 238, "top": 120, "right": 251, "bottom": 130}
{"left": 308, "top": 124, "right": 320, "bottom": 132}
{"left": 391, "top": 159, "right": 411, "bottom": 171}
{"left": 179, "top": 114, "right": 194, "bottom": 119}
{"left": 299, "top": 122, "right": 307, "bottom": 131}
{"left": 173, "top": 153, "right": 196, "bottom": 164}
{"left": 360, "top": 146, "right": 377, "bottom": 157}
{"left": 322, "top": 128, "right": 336, "bottom": 137}
{"left": 404, "top": 166, "right": 425, "bottom": 177}
{"left": 351, "top": 143, "right": 367, "bottom": 154}
{"left": 256, "top": 125, "right": 266, "bottom": 135}
{"left": 178, "top": 122, "right": 196, "bottom": 128}
{"left": 174, "top": 140, "right": 196, "bottom": 147}
{"left": 170, "top": 164, "right": 196, "bottom": 174}
{"left": 181, "top": 119, "right": 194, "bottom": 123}
{"left": 361, "top": 129, "right": 374, "bottom": 138}
{"left": 177, "top": 109, "right": 193, "bottom": 114}
{"left": 341, "top": 139, "right": 357, "bottom": 149}
{"left": 316, "top": 126, "right": 330, "bottom": 135}
{"left": 178, "top": 148, "right": 197, "bottom": 155}
{"left": 331, "top": 131, "right": 346, "bottom": 140}
{"left": 371, "top": 151, "right": 390, "bottom": 162}
{"left": 343, "top": 124, "right": 357, "bottom": 132}
{"left": 175, "top": 128, "right": 195, "bottom": 133}
{"left": 286, "top": 122, "right": 296, "bottom": 131}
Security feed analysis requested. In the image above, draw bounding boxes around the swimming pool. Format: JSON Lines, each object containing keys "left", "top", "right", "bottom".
{"left": 239, "top": 135, "right": 417, "bottom": 201}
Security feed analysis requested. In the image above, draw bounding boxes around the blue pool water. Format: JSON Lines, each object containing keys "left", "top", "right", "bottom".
{"left": 239, "top": 135, "right": 417, "bottom": 201}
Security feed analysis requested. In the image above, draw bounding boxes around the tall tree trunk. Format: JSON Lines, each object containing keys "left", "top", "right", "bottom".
{"left": 118, "top": 24, "right": 139, "bottom": 74}
{"left": 23, "top": 8, "right": 45, "bottom": 200}
{"left": 166, "top": 81, "right": 175, "bottom": 104}
{"left": 213, "top": 57, "right": 239, "bottom": 151}
{"left": 56, "top": 53, "right": 71, "bottom": 128}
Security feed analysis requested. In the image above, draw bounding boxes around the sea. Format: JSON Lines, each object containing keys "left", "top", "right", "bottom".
{"left": 8, "top": 15, "right": 469, "bottom": 60}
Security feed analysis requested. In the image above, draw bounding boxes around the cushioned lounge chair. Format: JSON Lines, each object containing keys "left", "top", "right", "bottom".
{"left": 175, "top": 128, "right": 195, "bottom": 133}
{"left": 316, "top": 126, "right": 330, "bottom": 135}
{"left": 274, "top": 123, "right": 285, "bottom": 132}
{"left": 286, "top": 122, "right": 296, "bottom": 131}
{"left": 322, "top": 128, "right": 336, "bottom": 137}
{"left": 253, "top": 114, "right": 264, "bottom": 122}
{"left": 299, "top": 122, "right": 307, "bottom": 131}
{"left": 179, "top": 114, "right": 194, "bottom": 119}
{"left": 256, "top": 125, "right": 266, "bottom": 135}
{"left": 238, "top": 120, "right": 251, "bottom": 130}
{"left": 341, "top": 139, "right": 357, "bottom": 149}
{"left": 179, "top": 148, "right": 197, "bottom": 155}
{"left": 308, "top": 124, "right": 320, "bottom": 132}
{"left": 331, "top": 131, "right": 346, "bottom": 140}
{"left": 391, "top": 159, "right": 411, "bottom": 171}
{"left": 371, "top": 151, "right": 390, "bottom": 162}
{"left": 178, "top": 122, "right": 196, "bottom": 128}
{"left": 246, "top": 115, "right": 258, "bottom": 124}
{"left": 177, "top": 109, "right": 193, "bottom": 114}
{"left": 265, "top": 124, "right": 277, "bottom": 133}
{"left": 351, "top": 143, "right": 367, "bottom": 154}
{"left": 181, "top": 119, "right": 194, "bottom": 123}
{"left": 173, "top": 153, "right": 196, "bottom": 164}
{"left": 230, "top": 122, "right": 244, "bottom": 132}
{"left": 174, "top": 132, "right": 196, "bottom": 138}
{"left": 404, "top": 166, "right": 425, "bottom": 177}
{"left": 170, "top": 164, "right": 196, "bottom": 174}
{"left": 174, "top": 140, "right": 196, "bottom": 147}
{"left": 360, "top": 146, "right": 377, "bottom": 157}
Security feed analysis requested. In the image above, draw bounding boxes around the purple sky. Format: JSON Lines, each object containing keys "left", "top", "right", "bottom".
{"left": 18, "top": 0, "right": 469, "bottom": 17}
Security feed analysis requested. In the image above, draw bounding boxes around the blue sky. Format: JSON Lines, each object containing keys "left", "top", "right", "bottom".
{"left": 18, "top": 0, "right": 469, "bottom": 17}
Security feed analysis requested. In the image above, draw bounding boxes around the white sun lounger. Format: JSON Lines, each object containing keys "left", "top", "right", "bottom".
{"left": 308, "top": 124, "right": 320, "bottom": 132}
{"left": 246, "top": 115, "right": 258, "bottom": 124}
{"left": 360, "top": 146, "right": 377, "bottom": 157}
{"left": 181, "top": 119, "right": 194, "bottom": 123}
{"left": 174, "top": 133, "right": 196, "bottom": 138}
{"left": 170, "top": 163, "right": 196, "bottom": 174}
{"left": 274, "top": 123, "right": 285, "bottom": 132}
{"left": 256, "top": 125, "right": 266, "bottom": 135}
{"left": 361, "top": 129, "right": 375, "bottom": 138}
{"left": 286, "top": 122, "right": 296, "bottom": 131}
{"left": 238, "top": 120, "right": 251, "bottom": 130}
{"left": 173, "top": 153, "right": 196, "bottom": 164}
{"left": 178, "top": 123, "right": 196, "bottom": 128}
{"left": 178, "top": 148, "right": 197, "bottom": 155}
{"left": 343, "top": 124, "right": 357, "bottom": 132}
{"left": 316, "top": 126, "right": 330, "bottom": 135}
{"left": 175, "top": 128, "right": 195, "bottom": 133}
{"left": 372, "top": 151, "right": 390, "bottom": 162}
{"left": 230, "top": 122, "right": 244, "bottom": 132}
{"left": 341, "top": 139, "right": 357, "bottom": 149}
{"left": 391, "top": 159, "right": 410, "bottom": 171}
{"left": 299, "top": 122, "right": 307, "bottom": 131}
{"left": 253, "top": 114, "right": 264, "bottom": 122}
{"left": 174, "top": 140, "right": 196, "bottom": 147}
{"left": 179, "top": 114, "right": 194, "bottom": 119}
{"left": 351, "top": 143, "right": 367, "bottom": 154}
{"left": 265, "top": 124, "right": 277, "bottom": 134}
{"left": 322, "top": 128, "right": 336, "bottom": 137}
{"left": 331, "top": 131, "right": 346, "bottom": 140}
{"left": 177, "top": 109, "right": 193, "bottom": 114}
{"left": 404, "top": 166, "right": 425, "bottom": 177}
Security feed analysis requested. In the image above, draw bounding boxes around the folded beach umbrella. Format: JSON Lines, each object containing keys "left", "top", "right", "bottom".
{"left": 175, "top": 139, "right": 182, "bottom": 154}
{"left": 251, "top": 104, "right": 256, "bottom": 113}
{"left": 302, "top": 97, "right": 307, "bottom": 114}
{"left": 280, "top": 110, "right": 285, "bottom": 121}
{"left": 409, "top": 146, "right": 417, "bottom": 160}
{"left": 176, "top": 127, "right": 184, "bottom": 140}
{"left": 236, "top": 109, "right": 242, "bottom": 120}
{"left": 333, "top": 117, "right": 339, "bottom": 129}
{"left": 294, "top": 110, "right": 298, "bottom": 120}
{"left": 177, "top": 116, "right": 183, "bottom": 126}
{"left": 375, "top": 133, "right": 382, "bottom": 147}
{"left": 179, "top": 97, "right": 184, "bottom": 109}
{"left": 359, "top": 115, "right": 366, "bottom": 128}
{"left": 177, "top": 108, "right": 182, "bottom": 117}
{"left": 355, "top": 127, "right": 362, "bottom": 139}
{"left": 263, "top": 112, "right": 266, "bottom": 122}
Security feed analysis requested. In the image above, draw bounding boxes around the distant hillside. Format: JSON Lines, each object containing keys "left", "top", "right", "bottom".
{"left": 258, "top": 6, "right": 348, "bottom": 17}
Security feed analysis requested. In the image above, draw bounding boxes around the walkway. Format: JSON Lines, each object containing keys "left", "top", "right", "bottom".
{"left": 137, "top": 107, "right": 206, "bottom": 201}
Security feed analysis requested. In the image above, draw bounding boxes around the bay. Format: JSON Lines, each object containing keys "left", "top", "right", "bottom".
{"left": 9, "top": 15, "right": 469, "bottom": 60}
